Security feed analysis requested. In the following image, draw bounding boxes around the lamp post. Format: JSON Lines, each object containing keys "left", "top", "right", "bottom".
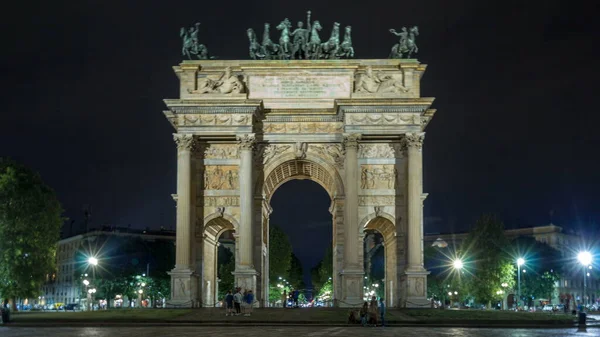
{"left": 517, "top": 258, "right": 525, "bottom": 309}
{"left": 87, "top": 257, "right": 98, "bottom": 311}
{"left": 577, "top": 251, "right": 592, "bottom": 310}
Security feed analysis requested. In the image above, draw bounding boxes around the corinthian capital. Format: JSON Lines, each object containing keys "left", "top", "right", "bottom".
{"left": 402, "top": 132, "right": 425, "bottom": 150}
{"left": 236, "top": 133, "right": 256, "bottom": 150}
{"left": 342, "top": 133, "right": 362, "bottom": 150}
{"left": 173, "top": 134, "right": 195, "bottom": 152}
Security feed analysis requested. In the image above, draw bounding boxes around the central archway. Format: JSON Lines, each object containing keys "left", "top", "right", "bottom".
{"left": 257, "top": 156, "right": 345, "bottom": 306}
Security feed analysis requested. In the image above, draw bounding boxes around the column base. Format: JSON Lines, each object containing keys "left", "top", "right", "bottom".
{"left": 339, "top": 269, "right": 364, "bottom": 307}
{"left": 233, "top": 268, "right": 259, "bottom": 307}
{"left": 401, "top": 269, "right": 430, "bottom": 308}
{"left": 167, "top": 268, "right": 199, "bottom": 308}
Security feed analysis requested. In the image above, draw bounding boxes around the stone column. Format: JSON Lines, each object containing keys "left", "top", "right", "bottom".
{"left": 168, "top": 133, "right": 199, "bottom": 307}
{"left": 174, "top": 133, "right": 194, "bottom": 269}
{"left": 403, "top": 132, "right": 429, "bottom": 307}
{"left": 340, "top": 133, "right": 364, "bottom": 307}
{"left": 234, "top": 134, "right": 258, "bottom": 295}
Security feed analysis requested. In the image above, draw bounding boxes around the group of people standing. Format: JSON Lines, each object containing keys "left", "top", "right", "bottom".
{"left": 358, "top": 296, "right": 386, "bottom": 327}
{"left": 224, "top": 288, "right": 254, "bottom": 317}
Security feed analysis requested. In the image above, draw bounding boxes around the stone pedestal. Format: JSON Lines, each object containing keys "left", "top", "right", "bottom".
{"left": 402, "top": 271, "right": 429, "bottom": 308}
{"left": 167, "top": 269, "right": 199, "bottom": 308}
{"left": 340, "top": 270, "right": 364, "bottom": 307}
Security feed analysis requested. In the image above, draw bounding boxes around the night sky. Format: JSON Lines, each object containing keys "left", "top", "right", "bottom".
{"left": 2, "top": 1, "right": 599, "bottom": 275}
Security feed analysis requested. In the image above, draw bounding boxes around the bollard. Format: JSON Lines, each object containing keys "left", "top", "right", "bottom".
{"left": 577, "top": 312, "right": 586, "bottom": 333}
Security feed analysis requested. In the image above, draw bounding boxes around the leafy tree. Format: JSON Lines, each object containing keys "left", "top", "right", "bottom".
{"left": 0, "top": 158, "right": 63, "bottom": 310}
{"left": 461, "top": 214, "right": 515, "bottom": 307}
{"left": 288, "top": 253, "right": 305, "bottom": 289}
{"left": 311, "top": 245, "right": 333, "bottom": 293}
{"left": 269, "top": 224, "right": 292, "bottom": 283}
{"left": 509, "top": 236, "right": 561, "bottom": 304}
{"left": 217, "top": 245, "right": 235, "bottom": 300}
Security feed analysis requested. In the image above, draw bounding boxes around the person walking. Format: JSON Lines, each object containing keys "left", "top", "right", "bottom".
{"left": 233, "top": 288, "right": 242, "bottom": 315}
{"left": 224, "top": 290, "right": 234, "bottom": 316}
{"left": 378, "top": 298, "right": 386, "bottom": 327}
{"left": 244, "top": 290, "right": 254, "bottom": 316}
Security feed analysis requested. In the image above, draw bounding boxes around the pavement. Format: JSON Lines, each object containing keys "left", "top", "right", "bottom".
{"left": 1, "top": 326, "right": 599, "bottom": 336}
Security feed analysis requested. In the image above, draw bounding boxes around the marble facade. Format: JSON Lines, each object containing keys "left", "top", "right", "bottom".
{"left": 163, "top": 59, "right": 436, "bottom": 308}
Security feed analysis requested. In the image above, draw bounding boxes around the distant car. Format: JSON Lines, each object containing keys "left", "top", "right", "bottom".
{"left": 542, "top": 305, "right": 553, "bottom": 312}
{"left": 64, "top": 303, "right": 79, "bottom": 311}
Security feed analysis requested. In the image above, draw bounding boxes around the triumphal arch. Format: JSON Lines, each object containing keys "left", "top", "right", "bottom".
{"left": 163, "top": 59, "right": 436, "bottom": 308}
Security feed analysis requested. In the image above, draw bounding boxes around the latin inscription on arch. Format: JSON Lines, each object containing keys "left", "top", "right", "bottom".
{"left": 249, "top": 75, "right": 352, "bottom": 99}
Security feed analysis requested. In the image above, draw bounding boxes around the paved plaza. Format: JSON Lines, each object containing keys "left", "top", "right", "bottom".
{"left": 1, "top": 326, "right": 598, "bottom": 337}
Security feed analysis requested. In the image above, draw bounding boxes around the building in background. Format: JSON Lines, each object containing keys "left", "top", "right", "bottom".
{"left": 39, "top": 226, "right": 176, "bottom": 308}
{"left": 424, "top": 224, "right": 598, "bottom": 306}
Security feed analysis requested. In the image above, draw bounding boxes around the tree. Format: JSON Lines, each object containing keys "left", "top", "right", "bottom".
{"left": 461, "top": 214, "right": 515, "bottom": 307}
{"left": 311, "top": 245, "right": 333, "bottom": 293}
{"left": 217, "top": 245, "right": 235, "bottom": 300}
{"left": 509, "top": 237, "right": 562, "bottom": 304}
{"left": 269, "top": 224, "right": 292, "bottom": 283}
{"left": 288, "top": 253, "right": 305, "bottom": 289}
{"left": 0, "top": 158, "right": 63, "bottom": 310}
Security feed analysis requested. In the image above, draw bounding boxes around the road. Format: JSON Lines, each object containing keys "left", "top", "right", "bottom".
{"left": 0, "top": 326, "right": 598, "bottom": 336}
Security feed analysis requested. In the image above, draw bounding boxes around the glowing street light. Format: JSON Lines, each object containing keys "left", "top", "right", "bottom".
{"left": 453, "top": 259, "right": 463, "bottom": 270}
{"left": 88, "top": 257, "right": 98, "bottom": 266}
{"left": 578, "top": 251, "right": 593, "bottom": 308}
{"left": 83, "top": 279, "right": 90, "bottom": 286}
{"left": 517, "top": 258, "right": 525, "bottom": 309}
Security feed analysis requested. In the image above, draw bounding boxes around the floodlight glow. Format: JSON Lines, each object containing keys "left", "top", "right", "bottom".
{"left": 578, "top": 251, "right": 592, "bottom": 266}
{"left": 88, "top": 257, "right": 98, "bottom": 266}
{"left": 517, "top": 258, "right": 525, "bottom": 266}
{"left": 453, "top": 259, "right": 463, "bottom": 270}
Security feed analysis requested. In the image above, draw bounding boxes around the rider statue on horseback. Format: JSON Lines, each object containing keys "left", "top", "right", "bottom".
{"left": 389, "top": 26, "right": 419, "bottom": 59}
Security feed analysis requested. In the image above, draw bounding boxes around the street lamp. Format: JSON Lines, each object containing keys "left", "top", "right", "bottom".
{"left": 453, "top": 259, "right": 463, "bottom": 270}
{"left": 87, "top": 257, "right": 98, "bottom": 311}
{"left": 517, "top": 258, "right": 525, "bottom": 309}
{"left": 577, "top": 251, "right": 592, "bottom": 309}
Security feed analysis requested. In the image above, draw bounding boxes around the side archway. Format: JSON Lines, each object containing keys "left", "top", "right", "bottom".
{"left": 362, "top": 213, "right": 398, "bottom": 307}
{"left": 199, "top": 214, "right": 237, "bottom": 307}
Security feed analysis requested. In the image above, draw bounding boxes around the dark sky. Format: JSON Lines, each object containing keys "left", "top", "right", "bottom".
{"left": 2, "top": 0, "right": 599, "bottom": 252}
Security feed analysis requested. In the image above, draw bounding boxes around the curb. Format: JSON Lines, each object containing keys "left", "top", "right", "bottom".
{"left": 3, "top": 321, "right": 589, "bottom": 329}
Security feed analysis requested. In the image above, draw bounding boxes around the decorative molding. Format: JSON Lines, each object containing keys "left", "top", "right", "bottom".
{"left": 236, "top": 133, "right": 256, "bottom": 150}
{"left": 341, "top": 106, "right": 427, "bottom": 113}
{"left": 263, "top": 122, "right": 343, "bottom": 134}
{"left": 360, "top": 165, "right": 397, "bottom": 189}
{"left": 173, "top": 134, "right": 195, "bottom": 151}
{"left": 358, "top": 195, "right": 396, "bottom": 206}
{"left": 402, "top": 132, "right": 425, "bottom": 150}
{"left": 294, "top": 142, "right": 308, "bottom": 159}
{"left": 181, "top": 114, "right": 252, "bottom": 126}
{"left": 346, "top": 113, "right": 420, "bottom": 125}
{"left": 204, "top": 144, "right": 240, "bottom": 159}
{"left": 358, "top": 144, "right": 398, "bottom": 159}
{"left": 309, "top": 144, "right": 345, "bottom": 169}
{"left": 256, "top": 144, "right": 292, "bottom": 165}
{"left": 342, "top": 133, "right": 362, "bottom": 149}
{"left": 265, "top": 115, "right": 343, "bottom": 123}
{"left": 169, "top": 106, "right": 258, "bottom": 114}
{"left": 200, "top": 196, "right": 240, "bottom": 207}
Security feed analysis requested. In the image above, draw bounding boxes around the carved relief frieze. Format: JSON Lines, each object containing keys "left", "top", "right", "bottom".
{"left": 188, "top": 67, "right": 246, "bottom": 94}
{"left": 358, "top": 195, "right": 397, "bottom": 206}
{"left": 263, "top": 122, "right": 343, "bottom": 134}
{"left": 358, "top": 144, "right": 400, "bottom": 159}
{"left": 203, "top": 144, "right": 240, "bottom": 159}
{"left": 255, "top": 144, "right": 292, "bottom": 165}
{"left": 346, "top": 113, "right": 419, "bottom": 125}
{"left": 309, "top": 144, "right": 345, "bottom": 169}
{"left": 204, "top": 166, "right": 239, "bottom": 190}
{"left": 181, "top": 114, "right": 252, "bottom": 126}
{"left": 200, "top": 196, "right": 240, "bottom": 207}
{"left": 354, "top": 66, "right": 409, "bottom": 94}
{"left": 360, "top": 165, "right": 397, "bottom": 189}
